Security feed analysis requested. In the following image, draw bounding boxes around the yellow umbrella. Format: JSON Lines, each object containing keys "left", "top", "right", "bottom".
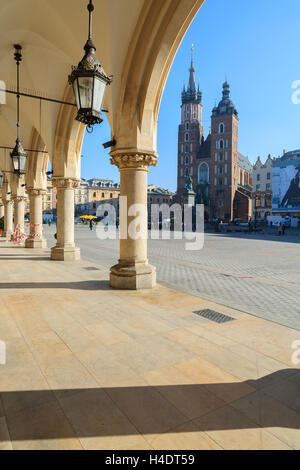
{"left": 80, "top": 215, "right": 97, "bottom": 220}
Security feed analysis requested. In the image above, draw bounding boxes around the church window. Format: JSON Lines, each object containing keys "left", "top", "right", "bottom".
{"left": 225, "top": 164, "right": 228, "bottom": 174}
{"left": 219, "top": 152, "right": 223, "bottom": 161}
{"left": 219, "top": 139, "right": 224, "bottom": 149}
{"left": 215, "top": 153, "right": 218, "bottom": 161}
{"left": 198, "top": 162, "right": 209, "bottom": 184}
{"left": 185, "top": 133, "right": 189, "bottom": 142}
{"left": 257, "top": 174, "right": 260, "bottom": 181}
{"left": 186, "top": 105, "right": 190, "bottom": 119}
{"left": 225, "top": 152, "right": 228, "bottom": 160}
{"left": 186, "top": 123, "right": 189, "bottom": 130}
{"left": 219, "top": 123, "right": 224, "bottom": 134}
{"left": 185, "top": 156, "right": 189, "bottom": 165}
{"left": 185, "top": 167, "right": 189, "bottom": 176}
{"left": 185, "top": 144, "right": 189, "bottom": 153}
{"left": 267, "top": 172, "right": 270, "bottom": 180}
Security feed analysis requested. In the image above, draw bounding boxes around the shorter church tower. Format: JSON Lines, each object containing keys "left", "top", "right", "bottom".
{"left": 177, "top": 51, "right": 204, "bottom": 203}
{"left": 209, "top": 80, "right": 239, "bottom": 221}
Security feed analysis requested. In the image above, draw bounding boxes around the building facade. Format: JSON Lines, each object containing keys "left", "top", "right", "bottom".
{"left": 272, "top": 149, "right": 300, "bottom": 218}
{"left": 177, "top": 58, "right": 252, "bottom": 222}
{"left": 252, "top": 155, "right": 273, "bottom": 220}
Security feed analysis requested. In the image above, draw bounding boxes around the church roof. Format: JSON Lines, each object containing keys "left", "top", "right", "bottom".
{"left": 197, "top": 134, "right": 211, "bottom": 159}
{"left": 212, "top": 80, "right": 238, "bottom": 118}
{"left": 238, "top": 152, "right": 252, "bottom": 172}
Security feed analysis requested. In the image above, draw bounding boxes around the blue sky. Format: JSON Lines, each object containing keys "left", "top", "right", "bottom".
{"left": 82, "top": 0, "right": 300, "bottom": 192}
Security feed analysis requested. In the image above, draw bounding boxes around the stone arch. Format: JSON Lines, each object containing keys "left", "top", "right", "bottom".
{"left": 112, "top": 0, "right": 205, "bottom": 153}
{"left": 52, "top": 85, "right": 85, "bottom": 179}
{"left": 25, "top": 127, "right": 48, "bottom": 190}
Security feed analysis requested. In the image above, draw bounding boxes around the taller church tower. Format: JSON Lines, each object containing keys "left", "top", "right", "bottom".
{"left": 177, "top": 51, "right": 204, "bottom": 202}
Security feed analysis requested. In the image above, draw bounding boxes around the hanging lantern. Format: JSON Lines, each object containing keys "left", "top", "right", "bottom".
{"left": 10, "top": 45, "right": 27, "bottom": 175}
{"left": 10, "top": 139, "right": 27, "bottom": 175}
{"left": 0, "top": 170, "right": 4, "bottom": 189}
{"left": 69, "top": 1, "right": 112, "bottom": 132}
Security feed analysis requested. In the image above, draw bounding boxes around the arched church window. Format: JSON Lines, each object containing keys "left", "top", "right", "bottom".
{"left": 219, "top": 139, "right": 224, "bottom": 149}
{"left": 219, "top": 123, "right": 224, "bottom": 134}
{"left": 186, "top": 123, "right": 189, "bottom": 130}
{"left": 185, "top": 156, "right": 189, "bottom": 165}
{"left": 198, "top": 162, "right": 209, "bottom": 184}
{"left": 185, "top": 133, "right": 189, "bottom": 142}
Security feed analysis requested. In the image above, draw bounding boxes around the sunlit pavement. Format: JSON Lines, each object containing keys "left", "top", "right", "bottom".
{"left": 45, "top": 224, "right": 300, "bottom": 330}
{"left": 0, "top": 235, "right": 299, "bottom": 450}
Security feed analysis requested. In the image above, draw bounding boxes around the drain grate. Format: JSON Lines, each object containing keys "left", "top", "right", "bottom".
{"left": 83, "top": 267, "right": 100, "bottom": 271}
{"left": 193, "top": 309, "right": 235, "bottom": 324}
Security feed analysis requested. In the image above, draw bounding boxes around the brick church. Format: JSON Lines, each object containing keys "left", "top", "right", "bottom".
{"left": 176, "top": 55, "right": 253, "bottom": 222}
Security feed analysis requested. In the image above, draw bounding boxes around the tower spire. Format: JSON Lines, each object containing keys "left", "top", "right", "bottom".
{"left": 188, "top": 44, "right": 196, "bottom": 93}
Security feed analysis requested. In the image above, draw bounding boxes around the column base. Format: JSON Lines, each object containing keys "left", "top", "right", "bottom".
{"left": 25, "top": 237, "right": 47, "bottom": 249}
{"left": 51, "top": 246, "right": 80, "bottom": 261}
{"left": 110, "top": 262, "right": 156, "bottom": 290}
{"left": 2, "top": 231, "right": 12, "bottom": 239}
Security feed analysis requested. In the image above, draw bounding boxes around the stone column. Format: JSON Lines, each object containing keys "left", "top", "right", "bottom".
{"left": 110, "top": 151, "right": 157, "bottom": 289}
{"left": 0, "top": 205, "right": 4, "bottom": 219}
{"left": 25, "top": 189, "right": 47, "bottom": 248}
{"left": 12, "top": 196, "right": 26, "bottom": 232}
{"left": 50, "top": 178, "right": 80, "bottom": 261}
{"left": 3, "top": 200, "right": 13, "bottom": 239}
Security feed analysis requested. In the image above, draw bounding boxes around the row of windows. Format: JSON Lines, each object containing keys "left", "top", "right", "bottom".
{"left": 92, "top": 192, "right": 118, "bottom": 198}
{"left": 256, "top": 173, "right": 271, "bottom": 181}
{"left": 180, "top": 144, "right": 193, "bottom": 153}
{"left": 256, "top": 183, "right": 271, "bottom": 191}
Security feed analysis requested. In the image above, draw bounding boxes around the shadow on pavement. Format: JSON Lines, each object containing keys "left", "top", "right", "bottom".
{"left": 1, "top": 369, "right": 299, "bottom": 443}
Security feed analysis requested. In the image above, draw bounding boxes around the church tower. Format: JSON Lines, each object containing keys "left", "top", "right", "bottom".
{"left": 177, "top": 50, "right": 204, "bottom": 202}
{"left": 209, "top": 80, "right": 239, "bottom": 221}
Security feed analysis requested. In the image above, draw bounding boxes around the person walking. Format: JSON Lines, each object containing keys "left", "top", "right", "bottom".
{"left": 89, "top": 219, "right": 93, "bottom": 231}
{"left": 282, "top": 223, "right": 286, "bottom": 235}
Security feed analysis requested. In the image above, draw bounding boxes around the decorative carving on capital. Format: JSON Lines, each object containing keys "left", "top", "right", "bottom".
{"left": 110, "top": 152, "right": 158, "bottom": 170}
{"left": 12, "top": 195, "right": 27, "bottom": 204}
{"left": 26, "top": 188, "right": 47, "bottom": 197}
{"left": 52, "top": 178, "right": 81, "bottom": 190}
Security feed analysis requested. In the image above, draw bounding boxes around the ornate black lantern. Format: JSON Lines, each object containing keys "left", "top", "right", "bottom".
{"left": 10, "top": 44, "right": 27, "bottom": 175}
{"left": 0, "top": 170, "right": 4, "bottom": 189}
{"left": 69, "top": 0, "right": 112, "bottom": 132}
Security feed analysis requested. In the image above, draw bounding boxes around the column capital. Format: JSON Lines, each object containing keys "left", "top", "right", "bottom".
{"left": 26, "top": 188, "right": 47, "bottom": 197}
{"left": 12, "top": 195, "right": 27, "bottom": 203}
{"left": 110, "top": 150, "right": 158, "bottom": 170}
{"left": 52, "top": 178, "right": 81, "bottom": 189}
{"left": 2, "top": 198, "right": 12, "bottom": 205}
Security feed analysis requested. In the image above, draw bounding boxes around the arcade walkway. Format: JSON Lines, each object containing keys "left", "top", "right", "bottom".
{"left": 0, "top": 240, "right": 299, "bottom": 450}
